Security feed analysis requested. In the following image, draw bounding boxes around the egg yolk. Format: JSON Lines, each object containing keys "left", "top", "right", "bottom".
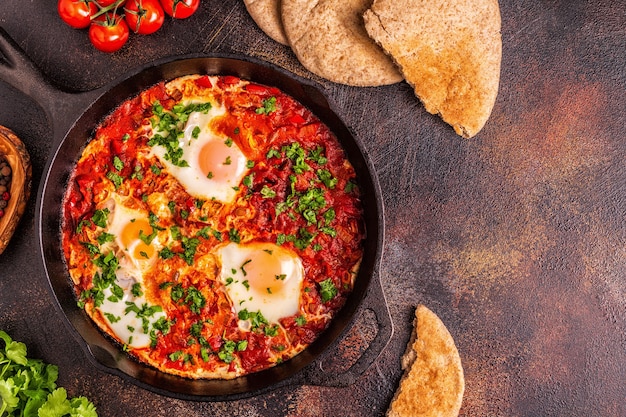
{"left": 244, "top": 249, "right": 293, "bottom": 296}
{"left": 119, "top": 218, "right": 155, "bottom": 261}
{"left": 198, "top": 139, "right": 247, "bottom": 184}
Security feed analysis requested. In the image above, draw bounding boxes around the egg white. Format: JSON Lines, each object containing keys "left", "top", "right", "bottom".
{"left": 217, "top": 242, "right": 304, "bottom": 324}
{"left": 104, "top": 197, "right": 162, "bottom": 282}
{"left": 95, "top": 196, "right": 166, "bottom": 348}
{"left": 150, "top": 104, "right": 249, "bottom": 203}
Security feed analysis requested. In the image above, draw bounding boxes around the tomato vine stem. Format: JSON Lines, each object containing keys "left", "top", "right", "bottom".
{"left": 90, "top": 0, "right": 127, "bottom": 20}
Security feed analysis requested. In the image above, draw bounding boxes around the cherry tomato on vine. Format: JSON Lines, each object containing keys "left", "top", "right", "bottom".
{"left": 125, "top": 0, "right": 165, "bottom": 34}
{"left": 89, "top": 13, "right": 130, "bottom": 53}
{"left": 160, "top": 0, "right": 199, "bottom": 19}
{"left": 57, "top": 0, "right": 98, "bottom": 29}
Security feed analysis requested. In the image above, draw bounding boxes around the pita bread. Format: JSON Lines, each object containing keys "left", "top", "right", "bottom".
{"left": 281, "top": 0, "right": 403, "bottom": 86}
{"left": 364, "top": 0, "right": 502, "bottom": 137}
{"left": 387, "top": 305, "right": 465, "bottom": 417}
{"left": 243, "top": 0, "right": 289, "bottom": 45}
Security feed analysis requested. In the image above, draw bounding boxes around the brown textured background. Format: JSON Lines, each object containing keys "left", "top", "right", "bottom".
{"left": 1, "top": 1, "right": 625, "bottom": 416}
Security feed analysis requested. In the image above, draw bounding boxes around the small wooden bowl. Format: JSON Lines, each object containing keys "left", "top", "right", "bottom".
{"left": 0, "top": 126, "right": 32, "bottom": 255}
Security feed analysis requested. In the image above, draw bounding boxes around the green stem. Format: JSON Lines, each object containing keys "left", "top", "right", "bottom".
{"left": 0, "top": 360, "right": 10, "bottom": 380}
{"left": 90, "top": 0, "right": 127, "bottom": 20}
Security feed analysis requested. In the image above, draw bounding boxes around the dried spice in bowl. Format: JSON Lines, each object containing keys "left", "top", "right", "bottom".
{"left": 0, "top": 153, "right": 12, "bottom": 218}
{"left": 0, "top": 125, "right": 31, "bottom": 255}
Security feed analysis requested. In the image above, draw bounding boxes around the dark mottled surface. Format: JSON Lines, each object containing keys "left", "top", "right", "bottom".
{"left": 1, "top": 1, "right": 625, "bottom": 416}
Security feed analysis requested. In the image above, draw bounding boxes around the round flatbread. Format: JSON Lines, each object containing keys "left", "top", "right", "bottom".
{"left": 281, "top": 0, "right": 402, "bottom": 86}
{"left": 244, "top": 0, "right": 289, "bottom": 45}
{"left": 387, "top": 305, "right": 465, "bottom": 417}
{"left": 364, "top": 0, "right": 502, "bottom": 137}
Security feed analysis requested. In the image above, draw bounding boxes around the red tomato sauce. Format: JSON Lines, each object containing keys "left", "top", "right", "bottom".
{"left": 61, "top": 75, "right": 364, "bottom": 379}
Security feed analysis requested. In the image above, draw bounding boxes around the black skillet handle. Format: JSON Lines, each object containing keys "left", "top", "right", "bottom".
{"left": 0, "top": 27, "right": 101, "bottom": 140}
{"left": 304, "top": 271, "right": 394, "bottom": 387}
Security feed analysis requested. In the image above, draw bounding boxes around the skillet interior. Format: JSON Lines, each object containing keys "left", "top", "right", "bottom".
{"left": 38, "top": 55, "right": 385, "bottom": 400}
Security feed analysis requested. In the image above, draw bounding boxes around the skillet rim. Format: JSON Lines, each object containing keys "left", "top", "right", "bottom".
{"left": 36, "top": 53, "right": 388, "bottom": 400}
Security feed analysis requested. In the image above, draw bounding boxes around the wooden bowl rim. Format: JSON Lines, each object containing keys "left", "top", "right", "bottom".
{"left": 0, "top": 125, "right": 32, "bottom": 255}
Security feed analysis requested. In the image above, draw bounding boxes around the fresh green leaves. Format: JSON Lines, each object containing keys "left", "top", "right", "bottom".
{"left": 261, "top": 142, "right": 341, "bottom": 249}
{"left": 38, "top": 388, "right": 97, "bottom": 417}
{"left": 255, "top": 96, "right": 277, "bottom": 115}
{"left": 148, "top": 100, "right": 212, "bottom": 167}
{"left": 217, "top": 339, "right": 247, "bottom": 364}
{"left": 237, "top": 309, "right": 279, "bottom": 337}
{"left": 319, "top": 278, "right": 338, "bottom": 303}
{"left": 168, "top": 283, "right": 206, "bottom": 315}
{"left": 0, "top": 330, "right": 98, "bottom": 417}
{"left": 91, "top": 208, "right": 110, "bottom": 228}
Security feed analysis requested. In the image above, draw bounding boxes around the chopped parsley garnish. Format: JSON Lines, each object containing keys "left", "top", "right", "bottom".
{"left": 292, "top": 228, "right": 317, "bottom": 250}
{"left": 147, "top": 212, "right": 164, "bottom": 231}
{"left": 319, "top": 226, "right": 337, "bottom": 237}
{"left": 80, "top": 241, "right": 100, "bottom": 256}
{"left": 184, "top": 287, "right": 207, "bottom": 314}
{"left": 240, "top": 259, "right": 252, "bottom": 276}
{"left": 266, "top": 148, "right": 281, "bottom": 159}
{"left": 148, "top": 100, "right": 212, "bottom": 167}
{"left": 218, "top": 339, "right": 247, "bottom": 364}
{"left": 317, "top": 169, "right": 337, "bottom": 189}
{"left": 106, "top": 171, "right": 124, "bottom": 189}
{"left": 237, "top": 309, "right": 275, "bottom": 334}
{"left": 168, "top": 283, "right": 206, "bottom": 314}
{"left": 104, "top": 312, "right": 120, "bottom": 323}
{"left": 159, "top": 247, "right": 175, "bottom": 260}
{"left": 96, "top": 232, "right": 115, "bottom": 245}
{"left": 75, "top": 219, "right": 91, "bottom": 234}
{"left": 243, "top": 173, "right": 254, "bottom": 188}
{"left": 91, "top": 208, "right": 110, "bottom": 228}
{"left": 308, "top": 146, "right": 328, "bottom": 164}
{"left": 112, "top": 155, "right": 124, "bottom": 171}
{"left": 319, "top": 278, "right": 338, "bottom": 302}
{"left": 196, "top": 226, "right": 212, "bottom": 239}
{"left": 260, "top": 185, "right": 276, "bottom": 198}
{"left": 282, "top": 142, "right": 310, "bottom": 174}
{"left": 138, "top": 229, "right": 156, "bottom": 245}
{"left": 150, "top": 164, "right": 162, "bottom": 175}
{"left": 131, "top": 283, "right": 143, "bottom": 297}
{"left": 229, "top": 228, "right": 241, "bottom": 243}
{"left": 256, "top": 96, "right": 277, "bottom": 115}
{"left": 264, "top": 325, "right": 278, "bottom": 337}
{"left": 180, "top": 236, "right": 200, "bottom": 265}
{"left": 131, "top": 165, "right": 144, "bottom": 180}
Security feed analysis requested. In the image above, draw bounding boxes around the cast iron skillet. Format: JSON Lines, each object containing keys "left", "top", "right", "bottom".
{"left": 0, "top": 27, "right": 392, "bottom": 400}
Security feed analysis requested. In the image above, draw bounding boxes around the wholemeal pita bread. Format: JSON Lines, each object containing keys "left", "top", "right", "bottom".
{"left": 243, "top": 0, "right": 289, "bottom": 45}
{"left": 281, "top": 0, "right": 403, "bottom": 86}
{"left": 387, "top": 305, "right": 465, "bottom": 417}
{"left": 364, "top": 0, "right": 502, "bottom": 137}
